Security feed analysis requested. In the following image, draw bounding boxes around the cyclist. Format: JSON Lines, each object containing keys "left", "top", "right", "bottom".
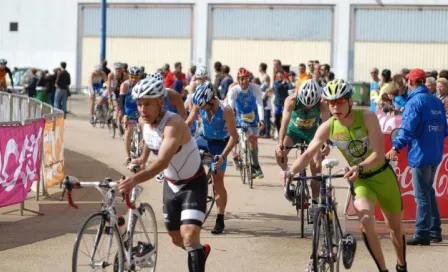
{"left": 184, "top": 92, "right": 198, "bottom": 136}
{"left": 280, "top": 79, "right": 406, "bottom": 272}
{"left": 189, "top": 67, "right": 209, "bottom": 96}
{"left": 107, "top": 62, "right": 128, "bottom": 134}
{"left": 89, "top": 65, "right": 108, "bottom": 124}
{"left": 186, "top": 82, "right": 238, "bottom": 234}
{"left": 227, "top": 68, "right": 265, "bottom": 179}
{"left": 119, "top": 66, "right": 142, "bottom": 164}
{"left": 118, "top": 76, "right": 211, "bottom": 272}
{"left": 0, "top": 59, "right": 13, "bottom": 91}
{"left": 275, "top": 79, "right": 331, "bottom": 221}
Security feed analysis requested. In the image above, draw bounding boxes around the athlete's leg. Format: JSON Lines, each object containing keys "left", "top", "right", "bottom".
{"left": 168, "top": 230, "right": 185, "bottom": 248}
{"left": 211, "top": 170, "right": 227, "bottom": 234}
{"left": 309, "top": 151, "right": 322, "bottom": 200}
{"left": 276, "top": 136, "right": 294, "bottom": 170}
{"left": 382, "top": 211, "right": 406, "bottom": 269}
{"left": 89, "top": 91, "right": 96, "bottom": 121}
{"left": 181, "top": 224, "right": 208, "bottom": 272}
{"left": 354, "top": 198, "right": 387, "bottom": 271}
{"left": 124, "top": 121, "right": 133, "bottom": 160}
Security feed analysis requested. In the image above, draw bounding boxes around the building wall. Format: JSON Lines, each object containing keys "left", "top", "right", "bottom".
{"left": 0, "top": 0, "right": 447, "bottom": 85}
{"left": 352, "top": 6, "right": 448, "bottom": 82}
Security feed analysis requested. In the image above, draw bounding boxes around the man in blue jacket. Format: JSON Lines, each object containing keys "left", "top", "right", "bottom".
{"left": 386, "top": 68, "right": 448, "bottom": 246}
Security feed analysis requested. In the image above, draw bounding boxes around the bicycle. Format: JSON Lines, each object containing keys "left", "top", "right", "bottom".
{"left": 285, "top": 158, "right": 357, "bottom": 272}
{"left": 107, "top": 96, "right": 118, "bottom": 138}
{"left": 198, "top": 148, "right": 218, "bottom": 223}
{"left": 92, "top": 97, "right": 108, "bottom": 129}
{"left": 282, "top": 142, "right": 311, "bottom": 238}
{"left": 60, "top": 175, "right": 158, "bottom": 272}
{"left": 235, "top": 124, "right": 258, "bottom": 189}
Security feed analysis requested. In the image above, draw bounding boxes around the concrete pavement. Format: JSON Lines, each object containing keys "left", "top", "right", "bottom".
{"left": 0, "top": 95, "right": 447, "bottom": 272}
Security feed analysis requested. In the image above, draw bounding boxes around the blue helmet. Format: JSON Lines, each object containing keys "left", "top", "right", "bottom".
{"left": 193, "top": 82, "right": 214, "bottom": 107}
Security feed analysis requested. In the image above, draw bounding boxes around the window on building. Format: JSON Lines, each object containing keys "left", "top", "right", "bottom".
{"left": 10, "top": 22, "right": 18, "bottom": 32}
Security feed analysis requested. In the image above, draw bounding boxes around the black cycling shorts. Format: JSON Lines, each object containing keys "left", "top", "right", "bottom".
{"left": 162, "top": 167, "right": 208, "bottom": 231}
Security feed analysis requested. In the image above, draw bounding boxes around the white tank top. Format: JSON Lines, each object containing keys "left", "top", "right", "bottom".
{"left": 143, "top": 111, "right": 201, "bottom": 182}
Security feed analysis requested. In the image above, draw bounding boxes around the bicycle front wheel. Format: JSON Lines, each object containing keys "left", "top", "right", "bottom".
{"left": 312, "top": 207, "right": 334, "bottom": 272}
{"left": 73, "top": 212, "right": 124, "bottom": 272}
{"left": 131, "top": 203, "right": 158, "bottom": 271}
{"left": 245, "top": 140, "right": 253, "bottom": 189}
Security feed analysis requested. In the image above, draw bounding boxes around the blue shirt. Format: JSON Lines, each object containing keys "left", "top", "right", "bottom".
{"left": 392, "top": 85, "right": 448, "bottom": 167}
{"left": 164, "top": 93, "right": 178, "bottom": 114}
{"left": 124, "top": 82, "right": 137, "bottom": 116}
{"left": 393, "top": 95, "right": 406, "bottom": 111}
{"left": 200, "top": 102, "right": 229, "bottom": 140}
{"left": 234, "top": 86, "right": 260, "bottom": 126}
{"left": 370, "top": 81, "right": 380, "bottom": 112}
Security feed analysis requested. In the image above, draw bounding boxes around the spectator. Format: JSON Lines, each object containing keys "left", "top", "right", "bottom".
{"left": 46, "top": 68, "right": 58, "bottom": 106}
{"left": 123, "top": 63, "right": 128, "bottom": 73}
{"left": 101, "top": 60, "right": 111, "bottom": 76}
{"left": 214, "top": 61, "right": 224, "bottom": 96}
{"left": 54, "top": 61, "right": 71, "bottom": 118}
{"left": 320, "top": 64, "right": 331, "bottom": 85}
{"left": 163, "top": 63, "right": 172, "bottom": 87}
{"left": 312, "top": 71, "right": 323, "bottom": 87}
{"left": 307, "top": 60, "right": 315, "bottom": 76}
{"left": 439, "top": 70, "right": 448, "bottom": 80}
{"left": 37, "top": 70, "right": 48, "bottom": 87}
{"left": 375, "top": 69, "right": 393, "bottom": 106}
{"left": 218, "top": 65, "right": 233, "bottom": 100}
{"left": 425, "top": 77, "right": 437, "bottom": 95}
{"left": 273, "top": 59, "right": 288, "bottom": 81}
{"left": 26, "top": 69, "right": 38, "bottom": 98}
{"left": 140, "top": 66, "right": 147, "bottom": 79}
{"left": 187, "top": 65, "right": 196, "bottom": 84}
{"left": 327, "top": 71, "right": 335, "bottom": 82}
{"left": 392, "top": 74, "right": 408, "bottom": 99}
{"left": 294, "top": 63, "right": 310, "bottom": 92}
{"left": 400, "top": 68, "right": 410, "bottom": 78}
{"left": 386, "top": 68, "right": 446, "bottom": 246}
{"left": 252, "top": 77, "right": 261, "bottom": 85}
{"left": 388, "top": 88, "right": 406, "bottom": 115}
{"left": 173, "top": 71, "right": 184, "bottom": 96}
{"left": 430, "top": 70, "right": 438, "bottom": 79}
{"left": 259, "top": 62, "right": 270, "bottom": 92}
{"left": 436, "top": 78, "right": 448, "bottom": 117}
{"left": 379, "top": 92, "right": 393, "bottom": 114}
{"left": 313, "top": 62, "right": 321, "bottom": 79}
{"left": 288, "top": 71, "right": 297, "bottom": 89}
{"left": 273, "top": 71, "right": 293, "bottom": 136}
{"left": 261, "top": 87, "right": 274, "bottom": 138}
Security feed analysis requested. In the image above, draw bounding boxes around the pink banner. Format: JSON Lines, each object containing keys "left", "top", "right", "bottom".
{"left": 0, "top": 119, "right": 45, "bottom": 207}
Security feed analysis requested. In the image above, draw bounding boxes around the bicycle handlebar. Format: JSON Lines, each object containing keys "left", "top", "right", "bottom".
{"left": 284, "top": 166, "right": 356, "bottom": 202}
{"left": 199, "top": 149, "right": 220, "bottom": 175}
{"left": 279, "top": 143, "right": 308, "bottom": 163}
{"left": 60, "top": 176, "right": 136, "bottom": 210}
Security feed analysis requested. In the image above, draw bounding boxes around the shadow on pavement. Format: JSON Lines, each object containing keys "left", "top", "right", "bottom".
{"left": 0, "top": 148, "right": 127, "bottom": 252}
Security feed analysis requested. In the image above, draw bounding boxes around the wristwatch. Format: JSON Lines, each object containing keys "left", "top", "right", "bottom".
{"left": 392, "top": 147, "right": 400, "bottom": 153}
{"left": 357, "top": 165, "right": 364, "bottom": 174}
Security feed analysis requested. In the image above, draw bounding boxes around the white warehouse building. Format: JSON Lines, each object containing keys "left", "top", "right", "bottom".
{"left": 1, "top": 0, "right": 448, "bottom": 86}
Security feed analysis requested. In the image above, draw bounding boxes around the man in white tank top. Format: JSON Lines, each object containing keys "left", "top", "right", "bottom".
{"left": 118, "top": 77, "right": 211, "bottom": 272}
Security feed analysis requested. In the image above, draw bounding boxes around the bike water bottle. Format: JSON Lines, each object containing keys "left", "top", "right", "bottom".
{"left": 117, "top": 215, "right": 127, "bottom": 240}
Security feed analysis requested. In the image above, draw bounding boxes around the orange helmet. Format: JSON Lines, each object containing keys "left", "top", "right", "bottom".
{"left": 237, "top": 68, "right": 250, "bottom": 78}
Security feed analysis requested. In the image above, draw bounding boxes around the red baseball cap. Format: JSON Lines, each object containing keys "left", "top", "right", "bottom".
{"left": 406, "top": 68, "right": 426, "bottom": 81}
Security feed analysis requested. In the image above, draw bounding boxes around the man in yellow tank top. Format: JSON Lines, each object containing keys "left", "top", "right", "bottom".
{"left": 280, "top": 79, "right": 407, "bottom": 272}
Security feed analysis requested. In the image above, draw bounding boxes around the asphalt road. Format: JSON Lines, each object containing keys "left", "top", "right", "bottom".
{"left": 0, "top": 95, "right": 446, "bottom": 272}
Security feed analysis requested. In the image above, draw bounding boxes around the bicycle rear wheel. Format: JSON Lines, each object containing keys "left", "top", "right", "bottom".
{"left": 73, "top": 212, "right": 124, "bottom": 272}
{"left": 239, "top": 143, "right": 246, "bottom": 184}
{"left": 204, "top": 171, "right": 216, "bottom": 223}
{"left": 245, "top": 140, "right": 253, "bottom": 189}
{"left": 297, "top": 179, "right": 306, "bottom": 238}
{"left": 312, "top": 207, "right": 335, "bottom": 272}
{"left": 131, "top": 203, "right": 158, "bottom": 271}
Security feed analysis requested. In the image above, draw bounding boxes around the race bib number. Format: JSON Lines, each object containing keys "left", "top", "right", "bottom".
{"left": 241, "top": 111, "right": 255, "bottom": 122}
{"left": 295, "top": 117, "right": 316, "bottom": 129}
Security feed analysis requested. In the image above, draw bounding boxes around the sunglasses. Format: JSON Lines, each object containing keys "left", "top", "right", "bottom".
{"left": 327, "top": 97, "right": 347, "bottom": 106}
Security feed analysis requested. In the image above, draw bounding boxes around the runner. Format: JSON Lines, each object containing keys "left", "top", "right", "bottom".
{"left": 280, "top": 79, "right": 407, "bottom": 272}
{"left": 227, "top": 68, "right": 265, "bottom": 179}
{"left": 118, "top": 76, "right": 211, "bottom": 272}
{"left": 186, "top": 82, "right": 238, "bottom": 234}
{"left": 275, "top": 79, "right": 330, "bottom": 221}
{"left": 119, "top": 66, "right": 142, "bottom": 164}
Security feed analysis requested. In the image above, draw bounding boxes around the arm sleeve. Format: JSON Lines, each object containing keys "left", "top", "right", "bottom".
{"left": 227, "top": 87, "right": 236, "bottom": 110}
{"left": 254, "top": 85, "right": 265, "bottom": 121}
{"left": 392, "top": 100, "right": 420, "bottom": 150}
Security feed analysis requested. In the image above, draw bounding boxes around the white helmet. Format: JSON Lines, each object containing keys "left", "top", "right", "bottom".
{"left": 322, "top": 79, "right": 354, "bottom": 100}
{"left": 297, "top": 79, "right": 322, "bottom": 106}
{"left": 132, "top": 77, "right": 165, "bottom": 99}
{"left": 147, "top": 72, "right": 164, "bottom": 82}
{"left": 195, "top": 67, "right": 208, "bottom": 78}
{"left": 94, "top": 65, "right": 103, "bottom": 72}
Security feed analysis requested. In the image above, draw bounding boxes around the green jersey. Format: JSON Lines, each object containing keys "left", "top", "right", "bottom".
{"left": 286, "top": 94, "right": 321, "bottom": 144}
